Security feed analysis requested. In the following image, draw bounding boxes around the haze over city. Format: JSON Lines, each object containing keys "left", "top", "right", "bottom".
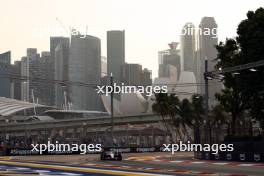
{"left": 1, "top": 0, "right": 263, "bottom": 78}
{"left": 1, "top": 1, "right": 264, "bottom": 175}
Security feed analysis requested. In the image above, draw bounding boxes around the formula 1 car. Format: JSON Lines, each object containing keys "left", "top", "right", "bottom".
{"left": 100, "top": 150, "right": 122, "bottom": 161}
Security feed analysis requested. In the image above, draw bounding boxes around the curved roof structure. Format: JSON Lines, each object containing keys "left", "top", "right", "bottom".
{"left": 0, "top": 97, "right": 53, "bottom": 116}
{"left": 101, "top": 92, "right": 148, "bottom": 116}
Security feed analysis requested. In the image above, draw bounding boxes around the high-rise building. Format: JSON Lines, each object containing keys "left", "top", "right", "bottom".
{"left": 158, "top": 42, "right": 181, "bottom": 81}
{"left": 101, "top": 56, "right": 107, "bottom": 78}
{"left": 181, "top": 23, "right": 195, "bottom": 72}
{"left": 122, "top": 63, "right": 143, "bottom": 85}
{"left": 12, "top": 61, "right": 22, "bottom": 100}
{"left": 21, "top": 49, "right": 55, "bottom": 105}
{"left": 69, "top": 33, "right": 102, "bottom": 111}
{"left": 54, "top": 38, "right": 70, "bottom": 108}
{"left": 107, "top": 30, "right": 125, "bottom": 82}
{"left": 0, "top": 51, "right": 11, "bottom": 65}
{"left": 197, "top": 17, "right": 220, "bottom": 106}
{"left": 27, "top": 48, "right": 39, "bottom": 103}
{"left": 158, "top": 64, "right": 178, "bottom": 84}
{"left": 0, "top": 51, "right": 11, "bottom": 98}
{"left": 38, "top": 51, "right": 54, "bottom": 105}
{"left": 50, "top": 37, "right": 69, "bottom": 106}
{"left": 121, "top": 63, "right": 152, "bottom": 97}
{"left": 142, "top": 68, "right": 152, "bottom": 86}
{"left": 122, "top": 63, "right": 152, "bottom": 85}
{"left": 21, "top": 56, "right": 29, "bottom": 101}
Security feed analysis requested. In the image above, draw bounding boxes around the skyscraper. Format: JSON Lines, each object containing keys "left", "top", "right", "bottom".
{"left": 0, "top": 51, "right": 11, "bottom": 65}
{"left": 0, "top": 51, "right": 11, "bottom": 98}
{"left": 39, "top": 51, "right": 54, "bottom": 105}
{"left": 122, "top": 63, "right": 143, "bottom": 85}
{"left": 101, "top": 56, "right": 107, "bottom": 78}
{"left": 12, "top": 61, "right": 22, "bottom": 100}
{"left": 158, "top": 42, "right": 181, "bottom": 81}
{"left": 181, "top": 23, "right": 195, "bottom": 72}
{"left": 197, "top": 17, "right": 220, "bottom": 106}
{"left": 26, "top": 48, "right": 39, "bottom": 103}
{"left": 20, "top": 49, "right": 55, "bottom": 105}
{"left": 142, "top": 68, "right": 152, "bottom": 86}
{"left": 69, "top": 33, "right": 102, "bottom": 111}
{"left": 21, "top": 56, "right": 29, "bottom": 101}
{"left": 54, "top": 38, "right": 70, "bottom": 108}
{"left": 50, "top": 37, "right": 69, "bottom": 106}
{"left": 121, "top": 63, "right": 152, "bottom": 97}
{"left": 107, "top": 30, "right": 125, "bottom": 82}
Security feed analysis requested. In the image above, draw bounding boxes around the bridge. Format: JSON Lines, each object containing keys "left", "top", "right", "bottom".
{"left": 0, "top": 113, "right": 167, "bottom": 133}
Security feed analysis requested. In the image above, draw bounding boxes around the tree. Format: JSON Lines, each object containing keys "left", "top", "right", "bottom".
{"left": 152, "top": 93, "right": 205, "bottom": 142}
{"left": 215, "top": 7, "right": 264, "bottom": 134}
{"left": 210, "top": 104, "right": 230, "bottom": 142}
{"left": 236, "top": 8, "right": 264, "bottom": 128}
{"left": 152, "top": 93, "right": 182, "bottom": 142}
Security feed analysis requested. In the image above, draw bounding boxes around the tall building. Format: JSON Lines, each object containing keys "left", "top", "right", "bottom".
{"left": 69, "top": 33, "right": 102, "bottom": 111}
{"left": 38, "top": 51, "right": 54, "bottom": 105}
{"left": 26, "top": 48, "right": 39, "bottom": 103}
{"left": 181, "top": 23, "right": 195, "bottom": 72}
{"left": 122, "top": 63, "right": 143, "bottom": 85}
{"left": 158, "top": 42, "right": 181, "bottom": 81}
{"left": 12, "top": 61, "right": 22, "bottom": 100}
{"left": 121, "top": 63, "right": 152, "bottom": 97}
{"left": 101, "top": 56, "right": 107, "bottom": 78}
{"left": 142, "top": 68, "right": 152, "bottom": 86}
{"left": 50, "top": 37, "right": 69, "bottom": 106}
{"left": 122, "top": 63, "right": 152, "bottom": 85}
{"left": 158, "top": 64, "right": 178, "bottom": 84}
{"left": 0, "top": 51, "right": 11, "bottom": 65}
{"left": 21, "top": 49, "right": 55, "bottom": 105}
{"left": 197, "top": 17, "right": 220, "bottom": 106}
{"left": 107, "top": 30, "right": 125, "bottom": 82}
{"left": 21, "top": 56, "right": 29, "bottom": 101}
{"left": 0, "top": 51, "right": 11, "bottom": 98}
{"left": 54, "top": 38, "right": 70, "bottom": 108}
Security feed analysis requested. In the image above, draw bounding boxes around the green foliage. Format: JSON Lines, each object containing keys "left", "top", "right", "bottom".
{"left": 215, "top": 7, "right": 264, "bottom": 131}
{"left": 152, "top": 93, "right": 204, "bottom": 129}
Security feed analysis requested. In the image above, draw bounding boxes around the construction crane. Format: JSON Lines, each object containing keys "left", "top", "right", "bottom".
{"left": 55, "top": 17, "right": 70, "bottom": 36}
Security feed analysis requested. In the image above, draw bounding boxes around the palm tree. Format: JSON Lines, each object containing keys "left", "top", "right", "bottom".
{"left": 152, "top": 93, "right": 183, "bottom": 142}
{"left": 152, "top": 93, "right": 201, "bottom": 142}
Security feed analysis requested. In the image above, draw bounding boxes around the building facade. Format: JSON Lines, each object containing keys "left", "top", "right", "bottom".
{"left": 69, "top": 34, "right": 103, "bottom": 111}
{"left": 54, "top": 37, "right": 70, "bottom": 108}
{"left": 101, "top": 56, "right": 107, "bottom": 78}
{"left": 0, "top": 51, "right": 11, "bottom": 98}
{"left": 12, "top": 61, "right": 22, "bottom": 100}
{"left": 107, "top": 30, "right": 125, "bottom": 82}
{"left": 0, "top": 51, "right": 11, "bottom": 65}
{"left": 158, "top": 43, "right": 181, "bottom": 81}
{"left": 181, "top": 23, "right": 195, "bottom": 72}
{"left": 197, "top": 17, "right": 221, "bottom": 106}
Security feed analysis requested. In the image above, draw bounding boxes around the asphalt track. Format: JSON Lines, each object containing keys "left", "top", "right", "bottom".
{"left": 0, "top": 152, "right": 263, "bottom": 175}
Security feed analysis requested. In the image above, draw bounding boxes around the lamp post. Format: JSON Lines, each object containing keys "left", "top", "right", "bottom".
{"left": 204, "top": 59, "right": 211, "bottom": 144}
{"left": 110, "top": 73, "right": 114, "bottom": 146}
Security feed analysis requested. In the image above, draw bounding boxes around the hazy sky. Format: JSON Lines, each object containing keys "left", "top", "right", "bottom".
{"left": 0, "top": 0, "right": 263, "bottom": 78}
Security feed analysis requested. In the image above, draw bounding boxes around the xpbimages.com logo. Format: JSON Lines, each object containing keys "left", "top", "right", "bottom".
{"left": 96, "top": 83, "right": 168, "bottom": 96}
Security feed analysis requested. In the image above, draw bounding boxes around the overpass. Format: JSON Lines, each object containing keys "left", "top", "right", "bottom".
{"left": 0, "top": 113, "right": 167, "bottom": 133}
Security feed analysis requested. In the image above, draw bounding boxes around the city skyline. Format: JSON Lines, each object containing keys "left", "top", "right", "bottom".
{"left": 1, "top": 0, "right": 263, "bottom": 78}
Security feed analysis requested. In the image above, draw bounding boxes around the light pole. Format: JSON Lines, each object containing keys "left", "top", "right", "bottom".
{"left": 204, "top": 59, "right": 210, "bottom": 144}
{"left": 110, "top": 73, "right": 114, "bottom": 146}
